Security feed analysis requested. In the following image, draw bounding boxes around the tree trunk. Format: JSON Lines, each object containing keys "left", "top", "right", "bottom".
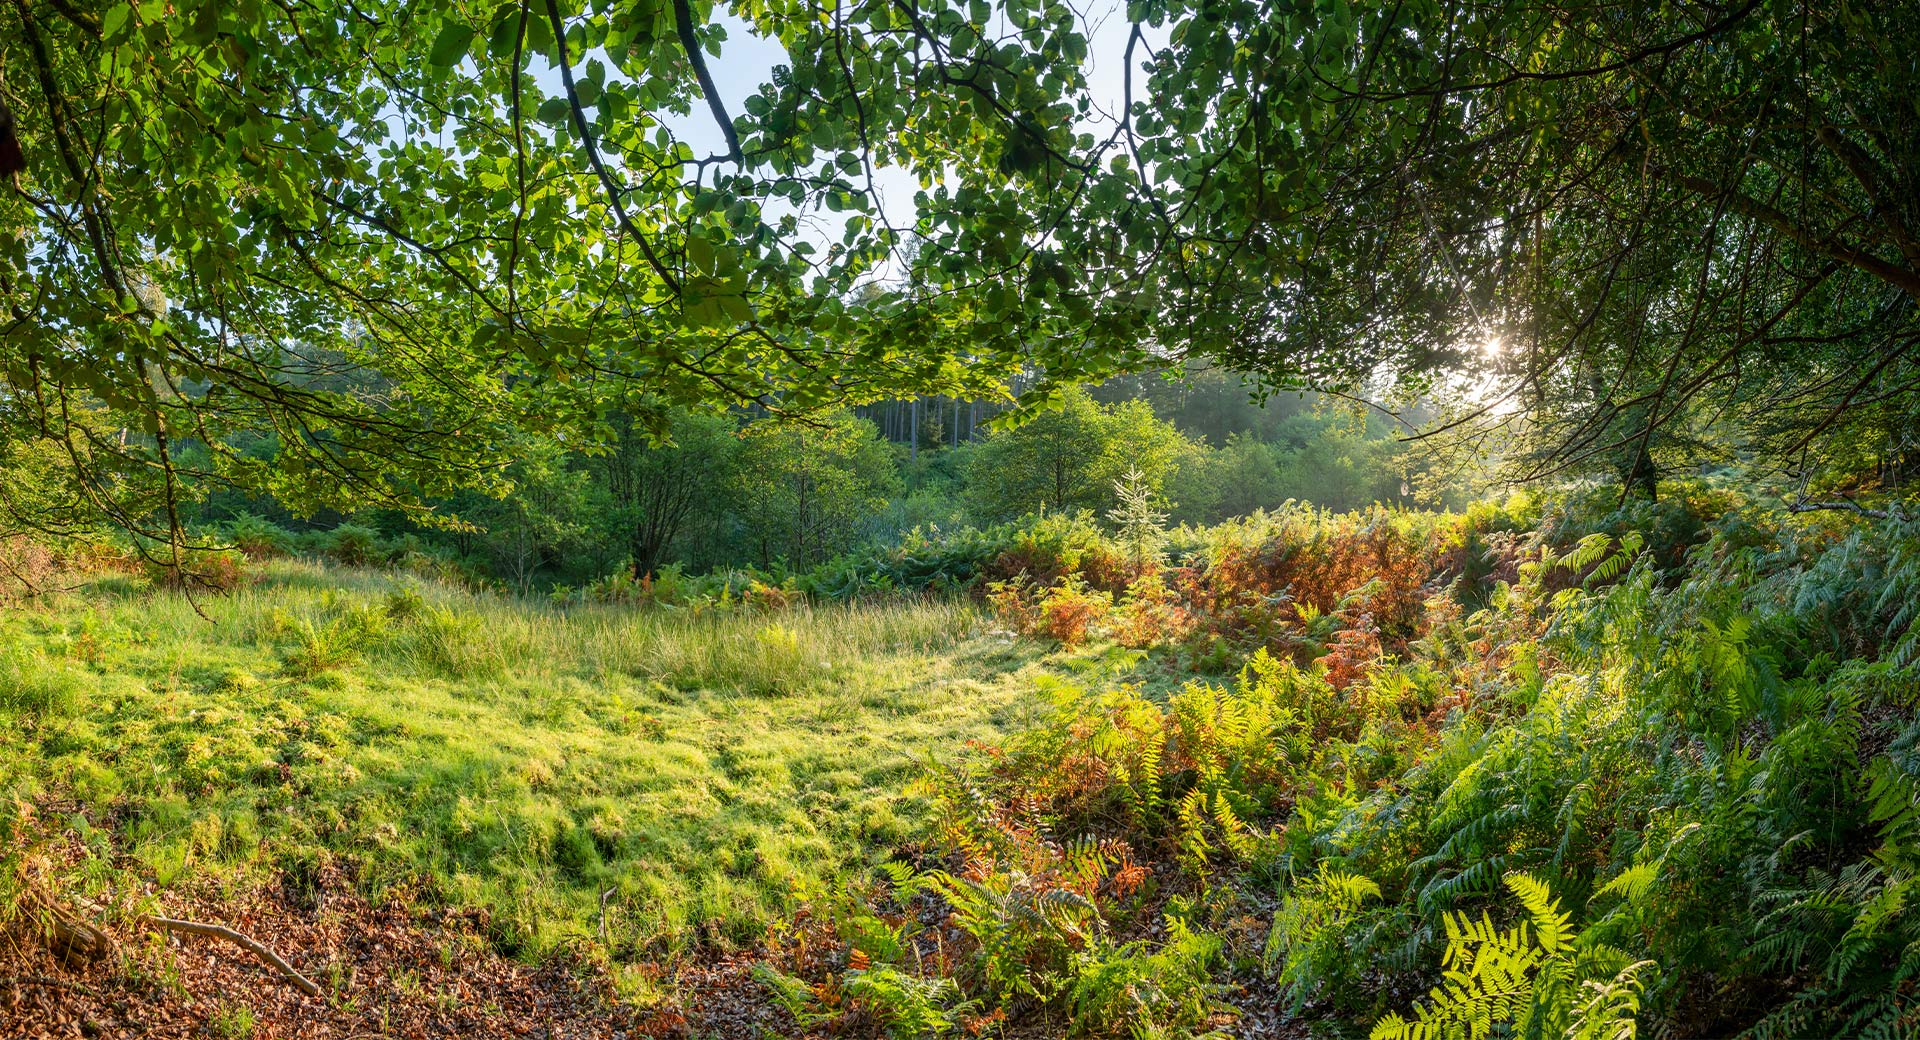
{"left": 1626, "top": 443, "right": 1658, "bottom": 501}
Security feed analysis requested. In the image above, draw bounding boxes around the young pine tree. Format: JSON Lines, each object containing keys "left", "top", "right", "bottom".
{"left": 1107, "top": 467, "right": 1169, "bottom": 567}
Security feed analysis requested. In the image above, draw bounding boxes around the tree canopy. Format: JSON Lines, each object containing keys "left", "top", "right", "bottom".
{"left": 1111, "top": 0, "right": 1920, "bottom": 485}
{"left": 0, "top": 0, "right": 1122, "bottom": 540}
{"left": 2, "top": 0, "right": 1915, "bottom": 539}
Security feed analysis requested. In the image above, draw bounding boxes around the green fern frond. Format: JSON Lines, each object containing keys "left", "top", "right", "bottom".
{"left": 1504, "top": 872, "right": 1573, "bottom": 955}
{"left": 1378, "top": 874, "right": 1654, "bottom": 1040}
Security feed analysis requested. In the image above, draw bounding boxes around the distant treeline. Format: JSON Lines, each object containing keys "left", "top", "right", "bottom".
{"left": 31, "top": 369, "right": 1474, "bottom": 593}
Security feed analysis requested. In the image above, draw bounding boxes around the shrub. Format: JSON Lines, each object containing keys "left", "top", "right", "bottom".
{"left": 280, "top": 605, "right": 386, "bottom": 678}
{"left": 1111, "top": 570, "right": 1195, "bottom": 649}
{"left": 1037, "top": 579, "right": 1111, "bottom": 646}
{"left": 222, "top": 513, "right": 293, "bottom": 558}
{"left": 383, "top": 583, "right": 428, "bottom": 620}
{"left": 0, "top": 535, "right": 57, "bottom": 601}
{"left": 321, "top": 523, "right": 388, "bottom": 566}
{"left": 742, "top": 579, "right": 796, "bottom": 612}
{"left": 984, "top": 575, "right": 1113, "bottom": 646}
{"left": 145, "top": 547, "right": 250, "bottom": 592}
{"left": 397, "top": 548, "right": 483, "bottom": 588}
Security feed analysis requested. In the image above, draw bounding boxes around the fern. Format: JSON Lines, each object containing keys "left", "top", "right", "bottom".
{"left": 1373, "top": 873, "right": 1654, "bottom": 1040}
{"left": 750, "top": 964, "right": 838, "bottom": 1029}
{"left": 1266, "top": 866, "right": 1384, "bottom": 1008}
{"left": 843, "top": 964, "right": 978, "bottom": 1037}
{"left": 1069, "top": 918, "right": 1223, "bottom": 1038}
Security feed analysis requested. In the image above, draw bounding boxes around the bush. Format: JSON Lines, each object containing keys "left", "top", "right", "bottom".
{"left": 1036, "top": 580, "right": 1111, "bottom": 646}
{"left": 223, "top": 513, "right": 293, "bottom": 558}
{"left": 0, "top": 535, "right": 57, "bottom": 602}
{"left": 279, "top": 604, "right": 387, "bottom": 678}
{"left": 320, "top": 523, "right": 388, "bottom": 566}
{"left": 145, "top": 547, "right": 250, "bottom": 592}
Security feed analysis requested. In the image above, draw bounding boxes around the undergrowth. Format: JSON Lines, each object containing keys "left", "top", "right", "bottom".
{"left": 10, "top": 491, "right": 1920, "bottom": 1038}
{"left": 751, "top": 497, "right": 1920, "bottom": 1037}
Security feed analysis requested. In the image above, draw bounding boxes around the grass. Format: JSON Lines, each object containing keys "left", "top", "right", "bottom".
{"left": 0, "top": 560, "right": 1091, "bottom": 965}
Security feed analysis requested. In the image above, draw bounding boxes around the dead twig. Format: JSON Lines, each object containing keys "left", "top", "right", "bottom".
{"left": 28, "top": 882, "right": 322, "bottom": 998}
{"left": 23, "top": 883, "right": 116, "bottom": 966}
{"left": 144, "top": 915, "right": 324, "bottom": 997}
{"left": 597, "top": 887, "right": 616, "bottom": 941}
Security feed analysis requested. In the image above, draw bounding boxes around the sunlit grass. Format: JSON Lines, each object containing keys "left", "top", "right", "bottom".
{"left": 0, "top": 560, "right": 1064, "bottom": 960}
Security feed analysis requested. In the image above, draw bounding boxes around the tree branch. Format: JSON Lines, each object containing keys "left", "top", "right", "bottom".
{"left": 671, "top": 0, "right": 741, "bottom": 163}
{"left": 542, "top": 0, "right": 683, "bottom": 295}
{"left": 1785, "top": 498, "right": 1912, "bottom": 522}
{"left": 146, "top": 916, "right": 323, "bottom": 997}
{"left": 1664, "top": 169, "right": 1920, "bottom": 301}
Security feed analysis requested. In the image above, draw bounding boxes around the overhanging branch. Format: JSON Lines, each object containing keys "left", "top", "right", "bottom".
{"left": 671, "top": 0, "right": 741, "bottom": 163}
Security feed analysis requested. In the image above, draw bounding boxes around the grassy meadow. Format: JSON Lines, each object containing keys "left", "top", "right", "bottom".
{"left": 0, "top": 561, "right": 1085, "bottom": 969}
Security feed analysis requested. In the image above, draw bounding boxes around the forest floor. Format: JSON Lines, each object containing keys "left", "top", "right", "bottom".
{"left": 0, "top": 563, "right": 1127, "bottom": 1037}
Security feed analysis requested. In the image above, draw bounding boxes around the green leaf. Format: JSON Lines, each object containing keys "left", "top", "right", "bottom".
{"left": 101, "top": 3, "right": 133, "bottom": 40}
{"left": 488, "top": 8, "right": 524, "bottom": 58}
{"left": 688, "top": 234, "right": 717, "bottom": 274}
{"left": 429, "top": 23, "right": 477, "bottom": 67}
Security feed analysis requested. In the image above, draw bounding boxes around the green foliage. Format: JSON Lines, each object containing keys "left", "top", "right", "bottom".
{"left": 0, "top": 0, "right": 1125, "bottom": 538}
{"left": 1123, "top": 0, "right": 1920, "bottom": 483}
{"left": 4, "top": 0, "right": 1906, "bottom": 563}
{"left": 728, "top": 411, "right": 901, "bottom": 570}
{"left": 1371, "top": 874, "right": 1652, "bottom": 1040}
{"left": 966, "top": 387, "right": 1203, "bottom": 522}
{"left": 221, "top": 514, "right": 294, "bottom": 559}
{"left": 1264, "top": 866, "right": 1386, "bottom": 1010}
{"left": 1107, "top": 467, "right": 1169, "bottom": 567}
{"left": 844, "top": 962, "right": 979, "bottom": 1037}
{"left": 320, "top": 524, "right": 390, "bottom": 568}
{"left": 778, "top": 501, "right": 1920, "bottom": 1037}
{"left": 1068, "top": 919, "right": 1224, "bottom": 1039}
{"left": 278, "top": 603, "right": 389, "bottom": 678}
{"left": 909, "top": 863, "right": 1101, "bottom": 1004}
{"left": 208, "top": 1000, "right": 257, "bottom": 1040}
{"left": 591, "top": 408, "right": 741, "bottom": 579}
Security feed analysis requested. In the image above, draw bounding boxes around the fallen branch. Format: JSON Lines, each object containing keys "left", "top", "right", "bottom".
{"left": 145, "top": 915, "right": 324, "bottom": 997}
{"left": 1786, "top": 499, "right": 1914, "bottom": 522}
{"left": 28, "top": 884, "right": 324, "bottom": 998}
{"left": 23, "top": 883, "right": 115, "bottom": 966}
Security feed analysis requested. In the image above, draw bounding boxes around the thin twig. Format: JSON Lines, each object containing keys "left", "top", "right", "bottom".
{"left": 597, "top": 887, "right": 616, "bottom": 941}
